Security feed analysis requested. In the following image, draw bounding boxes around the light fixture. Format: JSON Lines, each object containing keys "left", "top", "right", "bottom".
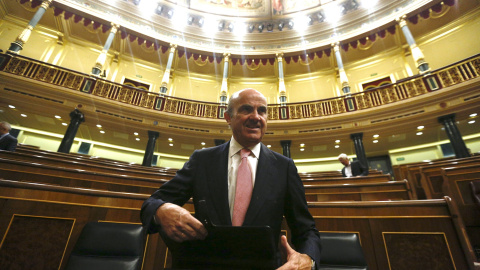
{"left": 300, "top": 148, "right": 305, "bottom": 151}
{"left": 267, "top": 145, "right": 271, "bottom": 148}
{"left": 373, "top": 140, "right": 378, "bottom": 143}
{"left": 197, "top": 17, "right": 205, "bottom": 27}
{"left": 55, "top": 115, "right": 61, "bottom": 119}
{"left": 62, "top": 123, "right": 67, "bottom": 126}
{"left": 100, "top": 130, "right": 105, "bottom": 134}
{"left": 335, "top": 145, "right": 340, "bottom": 148}
{"left": 416, "top": 132, "right": 423, "bottom": 135}
{"left": 227, "top": 22, "right": 235, "bottom": 32}
{"left": 317, "top": 12, "right": 325, "bottom": 22}
{"left": 201, "top": 142, "right": 206, "bottom": 146}
{"left": 134, "top": 132, "right": 139, "bottom": 136}
{"left": 136, "top": 138, "right": 140, "bottom": 141}
{"left": 300, "top": 143, "right": 305, "bottom": 147}
{"left": 278, "top": 21, "right": 284, "bottom": 31}
{"left": 373, "top": 134, "right": 379, "bottom": 138}
{"left": 155, "top": 5, "right": 163, "bottom": 15}
{"left": 258, "top": 23, "right": 264, "bottom": 32}
{"left": 287, "top": 21, "right": 294, "bottom": 29}
{"left": 8, "top": 105, "right": 15, "bottom": 109}
{"left": 169, "top": 143, "right": 174, "bottom": 146}
{"left": 470, "top": 113, "right": 477, "bottom": 117}
{"left": 96, "top": 124, "right": 102, "bottom": 128}
{"left": 20, "top": 114, "right": 27, "bottom": 117}
{"left": 218, "top": 21, "right": 225, "bottom": 31}
{"left": 335, "top": 140, "right": 340, "bottom": 143}
{"left": 168, "top": 138, "right": 173, "bottom": 142}
{"left": 417, "top": 125, "right": 424, "bottom": 129}
{"left": 167, "top": 9, "right": 174, "bottom": 19}
{"left": 468, "top": 120, "right": 475, "bottom": 124}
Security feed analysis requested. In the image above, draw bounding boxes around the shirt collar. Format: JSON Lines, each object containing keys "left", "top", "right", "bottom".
{"left": 229, "top": 136, "right": 260, "bottom": 159}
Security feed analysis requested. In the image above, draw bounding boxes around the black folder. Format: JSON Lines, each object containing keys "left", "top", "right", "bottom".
{"left": 166, "top": 201, "right": 278, "bottom": 270}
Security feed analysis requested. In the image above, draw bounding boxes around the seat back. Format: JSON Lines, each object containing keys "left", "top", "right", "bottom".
{"left": 470, "top": 180, "right": 480, "bottom": 208}
{"left": 65, "top": 222, "right": 145, "bottom": 270}
{"left": 319, "top": 232, "right": 368, "bottom": 270}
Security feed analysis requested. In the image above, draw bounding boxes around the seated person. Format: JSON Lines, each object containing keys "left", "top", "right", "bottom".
{"left": 338, "top": 153, "right": 368, "bottom": 177}
{"left": 0, "top": 121, "right": 18, "bottom": 152}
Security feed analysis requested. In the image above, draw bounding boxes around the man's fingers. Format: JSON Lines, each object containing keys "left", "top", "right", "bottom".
{"left": 280, "top": 235, "right": 295, "bottom": 258}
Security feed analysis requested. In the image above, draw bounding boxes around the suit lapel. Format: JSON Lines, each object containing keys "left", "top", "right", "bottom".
{"left": 205, "top": 142, "right": 231, "bottom": 225}
{"left": 243, "top": 143, "right": 277, "bottom": 225}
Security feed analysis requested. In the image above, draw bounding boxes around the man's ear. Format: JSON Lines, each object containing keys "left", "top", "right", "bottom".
{"left": 224, "top": 111, "right": 231, "bottom": 125}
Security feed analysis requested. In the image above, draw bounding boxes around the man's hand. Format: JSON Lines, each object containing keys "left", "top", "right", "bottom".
{"left": 155, "top": 203, "right": 208, "bottom": 242}
{"left": 277, "top": 235, "right": 313, "bottom": 270}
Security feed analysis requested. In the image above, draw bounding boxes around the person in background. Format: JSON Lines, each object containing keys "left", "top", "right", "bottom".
{"left": 141, "top": 88, "right": 321, "bottom": 270}
{"left": 0, "top": 121, "right": 18, "bottom": 152}
{"left": 338, "top": 153, "right": 368, "bottom": 177}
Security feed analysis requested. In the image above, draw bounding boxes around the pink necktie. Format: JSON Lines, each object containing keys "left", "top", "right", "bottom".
{"left": 232, "top": 148, "right": 253, "bottom": 226}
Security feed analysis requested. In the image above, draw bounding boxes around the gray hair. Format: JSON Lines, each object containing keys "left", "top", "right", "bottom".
{"left": 338, "top": 153, "right": 348, "bottom": 160}
{"left": 0, "top": 121, "right": 11, "bottom": 131}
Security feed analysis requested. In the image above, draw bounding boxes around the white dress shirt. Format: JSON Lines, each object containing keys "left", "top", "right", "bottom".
{"left": 227, "top": 136, "right": 261, "bottom": 219}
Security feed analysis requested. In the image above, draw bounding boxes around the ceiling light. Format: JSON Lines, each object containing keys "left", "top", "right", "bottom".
{"left": 300, "top": 148, "right": 305, "bottom": 151}
{"left": 468, "top": 120, "right": 475, "bottom": 124}
{"left": 335, "top": 140, "right": 340, "bottom": 143}
{"left": 417, "top": 125, "right": 424, "bottom": 129}
{"left": 62, "top": 123, "right": 68, "bottom": 126}
{"left": 100, "top": 130, "right": 105, "bottom": 134}
{"left": 21, "top": 114, "right": 27, "bottom": 117}
{"left": 470, "top": 113, "right": 477, "bottom": 117}
{"left": 300, "top": 143, "right": 305, "bottom": 147}
{"left": 373, "top": 134, "right": 379, "bottom": 138}
{"left": 201, "top": 142, "right": 206, "bottom": 146}
{"left": 335, "top": 145, "right": 340, "bottom": 148}
{"left": 8, "top": 105, "right": 15, "bottom": 109}
{"left": 267, "top": 145, "right": 271, "bottom": 148}
{"left": 136, "top": 138, "right": 140, "bottom": 141}
{"left": 168, "top": 138, "right": 173, "bottom": 142}
{"left": 373, "top": 140, "right": 378, "bottom": 143}
{"left": 55, "top": 115, "right": 61, "bottom": 119}
{"left": 96, "top": 124, "right": 102, "bottom": 128}
{"left": 134, "top": 132, "right": 139, "bottom": 136}
{"left": 169, "top": 143, "right": 174, "bottom": 146}
{"left": 416, "top": 132, "right": 423, "bottom": 135}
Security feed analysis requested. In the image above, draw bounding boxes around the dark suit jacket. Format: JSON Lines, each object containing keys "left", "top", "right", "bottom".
{"left": 341, "top": 160, "right": 368, "bottom": 177}
{"left": 0, "top": 133, "right": 17, "bottom": 151}
{"left": 141, "top": 141, "right": 321, "bottom": 267}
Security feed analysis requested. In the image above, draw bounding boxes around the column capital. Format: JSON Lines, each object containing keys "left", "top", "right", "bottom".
{"left": 110, "top": 23, "right": 120, "bottom": 33}
{"left": 169, "top": 43, "right": 177, "bottom": 49}
{"left": 276, "top": 52, "right": 284, "bottom": 59}
{"left": 332, "top": 42, "right": 340, "bottom": 51}
{"left": 395, "top": 14, "right": 407, "bottom": 25}
{"left": 438, "top": 113, "right": 456, "bottom": 124}
{"left": 41, "top": 0, "right": 54, "bottom": 9}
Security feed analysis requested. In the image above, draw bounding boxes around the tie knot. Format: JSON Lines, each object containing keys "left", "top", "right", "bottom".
{"left": 240, "top": 148, "right": 250, "bottom": 159}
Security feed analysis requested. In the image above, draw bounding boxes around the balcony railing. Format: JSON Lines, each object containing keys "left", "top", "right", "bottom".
{"left": 1, "top": 53, "right": 479, "bottom": 120}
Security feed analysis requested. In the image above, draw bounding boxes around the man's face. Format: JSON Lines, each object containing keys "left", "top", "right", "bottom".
{"left": 339, "top": 157, "right": 350, "bottom": 166}
{"left": 224, "top": 89, "right": 267, "bottom": 148}
{"left": 0, "top": 124, "right": 7, "bottom": 135}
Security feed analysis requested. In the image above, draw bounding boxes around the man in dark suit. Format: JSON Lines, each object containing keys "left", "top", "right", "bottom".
{"left": 338, "top": 153, "right": 368, "bottom": 177}
{"left": 141, "top": 89, "right": 321, "bottom": 269}
{"left": 0, "top": 121, "right": 18, "bottom": 152}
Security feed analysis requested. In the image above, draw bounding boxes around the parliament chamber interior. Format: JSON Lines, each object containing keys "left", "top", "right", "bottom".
{"left": 0, "top": 0, "right": 479, "bottom": 269}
